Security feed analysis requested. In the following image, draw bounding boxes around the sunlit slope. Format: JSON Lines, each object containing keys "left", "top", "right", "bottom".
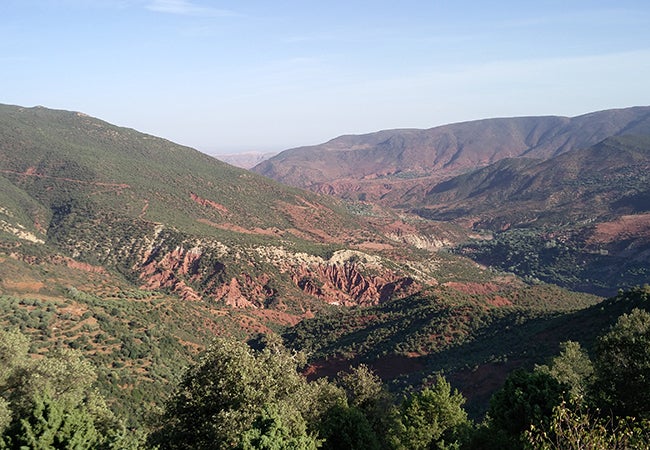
{"left": 252, "top": 106, "right": 650, "bottom": 205}
{"left": 0, "top": 104, "right": 360, "bottom": 240}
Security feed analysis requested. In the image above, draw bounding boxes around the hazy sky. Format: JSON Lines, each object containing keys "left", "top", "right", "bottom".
{"left": 2, "top": 1, "right": 650, "bottom": 154}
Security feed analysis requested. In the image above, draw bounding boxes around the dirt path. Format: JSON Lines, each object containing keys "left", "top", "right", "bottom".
{"left": 0, "top": 168, "right": 130, "bottom": 189}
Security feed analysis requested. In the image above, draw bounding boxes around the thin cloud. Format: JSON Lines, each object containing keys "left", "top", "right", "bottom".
{"left": 146, "top": 0, "right": 237, "bottom": 17}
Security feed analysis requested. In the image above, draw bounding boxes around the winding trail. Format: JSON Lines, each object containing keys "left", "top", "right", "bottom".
{"left": 0, "top": 168, "right": 131, "bottom": 189}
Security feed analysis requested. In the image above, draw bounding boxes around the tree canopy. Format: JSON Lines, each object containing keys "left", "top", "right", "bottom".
{"left": 388, "top": 375, "right": 468, "bottom": 450}
{"left": 0, "top": 328, "right": 138, "bottom": 449}
{"left": 149, "top": 337, "right": 339, "bottom": 450}
{"left": 593, "top": 308, "right": 650, "bottom": 419}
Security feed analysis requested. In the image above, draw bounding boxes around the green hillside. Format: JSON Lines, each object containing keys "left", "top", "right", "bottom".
{"left": 0, "top": 104, "right": 362, "bottom": 239}
{"left": 285, "top": 285, "right": 650, "bottom": 416}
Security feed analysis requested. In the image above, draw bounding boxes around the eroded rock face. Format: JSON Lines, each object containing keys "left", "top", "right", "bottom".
{"left": 137, "top": 243, "right": 270, "bottom": 307}
{"left": 291, "top": 261, "right": 415, "bottom": 306}
{"left": 134, "top": 239, "right": 416, "bottom": 308}
{"left": 139, "top": 245, "right": 207, "bottom": 301}
{"left": 212, "top": 274, "right": 276, "bottom": 309}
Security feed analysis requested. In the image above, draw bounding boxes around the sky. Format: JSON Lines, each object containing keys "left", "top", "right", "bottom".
{"left": 2, "top": 1, "right": 650, "bottom": 154}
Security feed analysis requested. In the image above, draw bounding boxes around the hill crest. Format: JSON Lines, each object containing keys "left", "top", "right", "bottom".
{"left": 252, "top": 106, "right": 650, "bottom": 205}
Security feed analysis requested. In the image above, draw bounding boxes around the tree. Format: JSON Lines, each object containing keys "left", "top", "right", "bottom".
{"left": 150, "top": 337, "right": 342, "bottom": 450}
{"left": 237, "top": 404, "right": 321, "bottom": 450}
{"left": 319, "top": 404, "right": 379, "bottom": 450}
{"left": 338, "top": 364, "right": 386, "bottom": 411}
{"left": 0, "top": 328, "right": 137, "bottom": 449}
{"left": 488, "top": 369, "right": 565, "bottom": 448}
{"left": 388, "top": 375, "right": 468, "bottom": 450}
{"left": 0, "top": 329, "right": 30, "bottom": 435}
{"left": 593, "top": 308, "right": 650, "bottom": 419}
{"left": 524, "top": 400, "right": 650, "bottom": 450}
{"left": 4, "top": 391, "right": 100, "bottom": 450}
{"left": 0, "top": 329, "right": 30, "bottom": 387}
{"left": 536, "top": 341, "right": 594, "bottom": 401}
{"left": 11, "top": 347, "right": 98, "bottom": 412}
{"left": 335, "top": 364, "right": 393, "bottom": 445}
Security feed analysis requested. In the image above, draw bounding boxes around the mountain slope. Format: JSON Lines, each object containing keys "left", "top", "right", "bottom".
{"left": 0, "top": 103, "right": 563, "bottom": 426}
{"left": 0, "top": 105, "right": 393, "bottom": 309}
{"left": 0, "top": 104, "right": 514, "bottom": 312}
{"left": 418, "top": 134, "right": 650, "bottom": 225}
{"left": 0, "top": 104, "right": 356, "bottom": 238}
{"left": 286, "top": 285, "right": 648, "bottom": 416}
{"left": 414, "top": 135, "right": 650, "bottom": 294}
{"left": 252, "top": 106, "right": 650, "bottom": 205}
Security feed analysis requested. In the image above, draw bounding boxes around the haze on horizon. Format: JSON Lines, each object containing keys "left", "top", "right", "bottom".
{"left": 2, "top": 0, "right": 650, "bottom": 154}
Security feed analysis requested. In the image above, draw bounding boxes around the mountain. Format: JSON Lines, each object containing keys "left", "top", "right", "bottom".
{"left": 0, "top": 105, "right": 347, "bottom": 239}
{"left": 1, "top": 103, "right": 448, "bottom": 311}
{"left": 418, "top": 134, "right": 650, "bottom": 225}
{"left": 0, "top": 103, "right": 528, "bottom": 420}
{"left": 214, "top": 151, "right": 278, "bottom": 169}
{"left": 252, "top": 106, "right": 650, "bottom": 205}
{"left": 415, "top": 134, "right": 650, "bottom": 294}
{"left": 4, "top": 103, "right": 644, "bottom": 428}
{"left": 251, "top": 107, "right": 650, "bottom": 295}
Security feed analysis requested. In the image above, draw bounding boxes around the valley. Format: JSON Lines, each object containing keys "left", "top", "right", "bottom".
{"left": 1, "top": 104, "right": 649, "bottom": 448}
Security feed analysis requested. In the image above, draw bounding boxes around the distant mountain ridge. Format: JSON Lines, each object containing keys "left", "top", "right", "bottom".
{"left": 418, "top": 134, "right": 650, "bottom": 226}
{"left": 414, "top": 133, "right": 650, "bottom": 295}
{"left": 252, "top": 106, "right": 650, "bottom": 204}
{"left": 214, "top": 151, "right": 277, "bottom": 169}
{"left": 252, "top": 107, "right": 650, "bottom": 294}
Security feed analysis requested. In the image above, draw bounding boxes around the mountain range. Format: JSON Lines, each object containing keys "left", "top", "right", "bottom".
{"left": 1, "top": 103, "right": 649, "bottom": 424}
{"left": 252, "top": 107, "right": 650, "bottom": 205}
{"left": 254, "top": 107, "right": 650, "bottom": 295}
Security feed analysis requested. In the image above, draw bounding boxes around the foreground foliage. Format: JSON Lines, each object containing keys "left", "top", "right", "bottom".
{"left": 387, "top": 376, "right": 467, "bottom": 450}
{"left": 478, "top": 287, "right": 650, "bottom": 449}
{"left": 150, "top": 338, "right": 472, "bottom": 450}
{"left": 2, "top": 287, "right": 649, "bottom": 449}
{"left": 525, "top": 401, "right": 650, "bottom": 450}
{"left": 149, "top": 337, "right": 333, "bottom": 449}
{"left": 0, "top": 329, "right": 142, "bottom": 449}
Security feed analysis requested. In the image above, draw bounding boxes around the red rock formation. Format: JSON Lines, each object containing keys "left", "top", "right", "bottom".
{"left": 135, "top": 242, "right": 415, "bottom": 308}
{"left": 138, "top": 246, "right": 205, "bottom": 301}
{"left": 49, "top": 255, "right": 108, "bottom": 274}
{"left": 291, "top": 262, "right": 415, "bottom": 306}
{"left": 221, "top": 277, "right": 253, "bottom": 308}
{"left": 137, "top": 244, "right": 280, "bottom": 308}
{"left": 211, "top": 273, "right": 277, "bottom": 308}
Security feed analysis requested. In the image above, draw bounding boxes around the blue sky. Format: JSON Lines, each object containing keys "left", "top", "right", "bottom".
{"left": 2, "top": 1, "right": 649, "bottom": 154}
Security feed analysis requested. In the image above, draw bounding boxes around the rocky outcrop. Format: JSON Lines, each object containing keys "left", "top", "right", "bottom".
{"left": 133, "top": 237, "right": 418, "bottom": 308}
{"left": 135, "top": 241, "right": 272, "bottom": 308}
{"left": 212, "top": 274, "right": 276, "bottom": 309}
{"left": 13, "top": 206, "right": 423, "bottom": 308}
{"left": 138, "top": 245, "right": 206, "bottom": 301}
{"left": 291, "top": 261, "right": 416, "bottom": 306}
